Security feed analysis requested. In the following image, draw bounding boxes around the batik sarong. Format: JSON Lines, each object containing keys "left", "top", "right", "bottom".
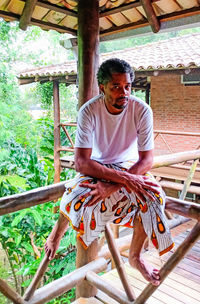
{"left": 60, "top": 161, "right": 174, "bottom": 255}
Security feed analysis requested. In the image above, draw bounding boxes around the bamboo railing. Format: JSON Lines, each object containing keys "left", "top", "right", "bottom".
{"left": 58, "top": 124, "right": 200, "bottom": 155}
{"left": 0, "top": 150, "right": 200, "bottom": 304}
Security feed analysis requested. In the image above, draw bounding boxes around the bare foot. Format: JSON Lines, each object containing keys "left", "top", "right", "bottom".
{"left": 129, "top": 255, "right": 160, "bottom": 286}
{"left": 44, "top": 237, "right": 62, "bottom": 260}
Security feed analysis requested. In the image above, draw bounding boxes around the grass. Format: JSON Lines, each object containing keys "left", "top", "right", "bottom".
{"left": 0, "top": 175, "right": 27, "bottom": 189}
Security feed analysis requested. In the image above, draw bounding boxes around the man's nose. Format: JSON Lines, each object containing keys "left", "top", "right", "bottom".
{"left": 119, "top": 87, "right": 127, "bottom": 95}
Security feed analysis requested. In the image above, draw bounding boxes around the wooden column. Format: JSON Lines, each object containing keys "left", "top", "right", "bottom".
{"left": 76, "top": 238, "right": 99, "bottom": 298}
{"left": 76, "top": 0, "right": 100, "bottom": 299}
{"left": 53, "top": 80, "right": 61, "bottom": 184}
{"left": 77, "top": 0, "right": 99, "bottom": 108}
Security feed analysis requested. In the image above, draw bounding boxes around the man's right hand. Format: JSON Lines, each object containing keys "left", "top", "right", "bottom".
{"left": 79, "top": 180, "right": 121, "bottom": 207}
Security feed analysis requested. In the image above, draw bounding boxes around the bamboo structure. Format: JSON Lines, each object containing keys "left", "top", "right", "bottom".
{"left": 0, "top": 151, "right": 200, "bottom": 304}
{"left": 105, "top": 224, "right": 135, "bottom": 301}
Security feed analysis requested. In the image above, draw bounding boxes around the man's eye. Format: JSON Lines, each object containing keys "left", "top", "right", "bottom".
{"left": 113, "top": 85, "right": 119, "bottom": 89}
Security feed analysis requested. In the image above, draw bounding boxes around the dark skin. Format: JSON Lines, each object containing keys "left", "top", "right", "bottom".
{"left": 45, "top": 72, "right": 161, "bottom": 285}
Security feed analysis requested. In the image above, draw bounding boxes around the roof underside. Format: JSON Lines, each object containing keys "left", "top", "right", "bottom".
{"left": 0, "top": 0, "right": 200, "bottom": 40}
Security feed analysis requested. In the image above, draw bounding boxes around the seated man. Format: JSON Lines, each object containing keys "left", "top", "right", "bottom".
{"left": 45, "top": 58, "right": 174, "bottom": 286}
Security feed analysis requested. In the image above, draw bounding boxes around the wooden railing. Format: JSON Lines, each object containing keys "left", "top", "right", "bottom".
{"left": 0, "top": 150, "right": 200, "bottom": 304}
{"left": 154, "top": 130, "right": 200, "bottom": 153}
{"left": 58, "top": 124, "right": 200, "bottom": 154}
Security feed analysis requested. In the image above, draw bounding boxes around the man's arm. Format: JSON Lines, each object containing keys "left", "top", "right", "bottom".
{"left": 75, "top": 147, "right": 158, "bottom": 205}
{"left": 128, "top": 150, "right": 154, "bottom": 175}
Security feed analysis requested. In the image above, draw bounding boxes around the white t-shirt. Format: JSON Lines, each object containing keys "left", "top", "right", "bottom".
{"left": 75, "top": 94, "right": 154, "bottom": 164}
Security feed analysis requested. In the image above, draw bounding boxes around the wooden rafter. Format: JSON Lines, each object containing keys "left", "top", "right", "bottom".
{"left": 100, "top": 0, "right": 160, "bottom": 17}
{"left": 140, "top": 0, "right": 160, "bottom": 33}
{"left": 19, "top": 0, "right": 38, "bottom": 31}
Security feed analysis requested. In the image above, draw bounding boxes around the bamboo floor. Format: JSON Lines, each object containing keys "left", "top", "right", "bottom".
{"left": 72, "top": 220, "right": 200, "bottom": 304}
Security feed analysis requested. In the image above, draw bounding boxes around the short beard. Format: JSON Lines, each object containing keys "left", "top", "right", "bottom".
{"left": 113, "top": 103, "right": 127, "bottom": 110}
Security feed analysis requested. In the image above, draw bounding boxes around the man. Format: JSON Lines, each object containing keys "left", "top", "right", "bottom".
{"left": 45, "top": 58, "right": 174, "bottom": 286}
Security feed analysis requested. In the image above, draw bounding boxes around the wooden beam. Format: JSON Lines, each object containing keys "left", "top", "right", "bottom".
{"left": 76, "top": 238, "right": 99, "bottom": 298}
{"left": 23, "top": 255, "right": 50, "bottom": 301}
{"left": 134, "top": 222, "right": 200, "bottom": 304}
{"left": 0, "top": 279, "right": 24, "bottom": 304}
{"left": 33, "top": 0, "right": 77, "bottom": 17}
{"left": 160, "top": 180, "right": 200, "bottom": 196}
{"left": 19, "top": 0, "right": 38, "bottom": 31}
{"left": 30, "top": 17, "right": 77, "bottom": 35}
{"left": 153, "top": 150, "right": 200, "bottom": 169}
{"left": 27, "top": 258, "right": 107, "bottom": 304}
{"left": 86, "top": 271, "right": 130, "bottom": 304}
{"left": 77, "top": 0, "right": 99, "bottom": 108}
{"left": 100, "top": 0, "right": 160, "bottom": 17}
{"left": 0, "top": 181, "right": 66, "bottom": 216}
{"left": 140, "top": 0, "right": 160, "bottom": 33}
{"left": 53, "top": 81, "right": 61, "bottom": 185}
{"left": 105, "top": 224, "right": 135, "bottom": 301}
{"left": 179, "top": 159, "right": 199, "bottom": 201}
{"left": 165, "top": 197, "right": 200, "bottom": 221}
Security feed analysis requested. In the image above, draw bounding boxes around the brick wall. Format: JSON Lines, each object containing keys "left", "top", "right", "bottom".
{"left": 151, "top": 74, "right": 200, "bottom": 155}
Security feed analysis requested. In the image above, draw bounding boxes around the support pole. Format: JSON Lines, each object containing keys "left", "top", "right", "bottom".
{"left": 23, "top": 255, "right": 50, "bottom": 301}
{"left": 76, "top": 238, "right": 99, "bottom": 298}
{"left": 76, "top": 0, "right": 100, "bottom": 298}
{"left": 77, "top": 0, "right": 99, "bottom": 108}
{"left": 53, "top": 80, "right": 61, "bottom": 185}
{"left": 0, "top": 278, "right": 24, "bottom": 304}
{"left": 105, "top": 224, "right": 135, "bottom": 301}
{"left": 179, "top": 158, "right": 199, "bottom": 200}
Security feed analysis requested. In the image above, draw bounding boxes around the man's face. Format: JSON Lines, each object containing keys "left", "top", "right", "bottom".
{"left": 100, "top": 73, "right": 132, "bottom": 115}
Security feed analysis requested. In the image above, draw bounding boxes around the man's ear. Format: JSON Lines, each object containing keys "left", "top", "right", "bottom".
{"left": 99, "top": 84, "right": 105, "bottom": 94}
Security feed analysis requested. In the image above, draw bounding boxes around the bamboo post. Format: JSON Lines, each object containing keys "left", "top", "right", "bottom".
{"left": 86, "top": 271, "right": 131, "bottom": 304}
{"left": 0, "top": 278, "right": 24, "bottom": 304}
{"left": 76, "top": 238, "right": 99, "bottom": 298}
{"left": 134, "top": 221, "right": 200, "bottom": 304}
{"left": 75, "top": 0, "right": 99, "bottom": 298}
{"left": 23, "top": 255, "right": 50, "bottom": 301}
{"left": 105, "top": 223, "right": 135, "bottom": 301}
{"left": 179, "top": 158, "right": 199, "bottom": 200}
{"left": 53, "top": 80, "right": 61, "bottom": 185}
{"left": 77, "top": 0, "right": 99, "bottom": 108}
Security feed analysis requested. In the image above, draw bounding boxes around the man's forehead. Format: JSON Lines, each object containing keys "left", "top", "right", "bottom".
{"left": 109, "top": 72, "right": 132, "bottom": 83}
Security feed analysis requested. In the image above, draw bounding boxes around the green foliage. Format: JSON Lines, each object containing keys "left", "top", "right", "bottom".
{"left": 35, "top": 82, "right": 54, "bottom": 109}
{"left": 0, "top": 138, "right": 76, "bottom": 301}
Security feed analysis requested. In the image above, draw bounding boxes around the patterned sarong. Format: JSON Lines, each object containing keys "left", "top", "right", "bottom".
{"left": 60, "top": 161, "right": 174, "bottom": 255}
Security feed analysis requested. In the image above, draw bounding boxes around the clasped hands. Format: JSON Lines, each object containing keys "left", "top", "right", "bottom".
{"left": 79, "top": 172, "right": 160, "bottom": 207}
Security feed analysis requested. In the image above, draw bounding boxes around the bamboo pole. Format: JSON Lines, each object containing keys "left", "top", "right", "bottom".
{"left": 77, "top": 0, "right": 99, "bottom": 108}
{"left": 0, "top": 278, "right": 24, "bottom": 304}
{"left": 0, "top": 181, "right": 66, "bottom": 216}
{"left": 76, "top": 238, "right": 99, "bottom": 298}
{"left": 61, "top": 125, "right": 75, "bottom": 148}
{"left": 86, "top": 271, "right": 131, "bottom": 304}
{"left": 153, "top": 150, "right": 200, "bottom": 168}
{"left": 134, "top": 221, "right": 200, "bottom": 304}
{"left": 140, "top": 0, "right": 160, "bottom": 33}
{"left": 27, "top": 258, "right": 107, "bottom": 304}
{"left": 105, "top": 224, "right": 135, "bottom": 301}
{"left": 165, "top": 196, "right": 200, "bottom": 221}
{"left": 53, "top": 80, "right": 61, "bottom": 185}
{"left": 23, "top": 255, "right": 50, "bottom": 301}
{"left": 154, "top": 130, "right": 200, "bottom": 137}
{"left": 19, "top": 0, "right": 37, "bottom": 30}
{"left": 179, "top": 158, "right": 199, "bottom": 200}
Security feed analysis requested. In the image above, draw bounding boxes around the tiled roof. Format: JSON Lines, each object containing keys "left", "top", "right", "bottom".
{"left": 18, "top": 33, "right": 200, "bottom": 80}
{"left": 0, "top": 0, "right": 199, "bottom": 39}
